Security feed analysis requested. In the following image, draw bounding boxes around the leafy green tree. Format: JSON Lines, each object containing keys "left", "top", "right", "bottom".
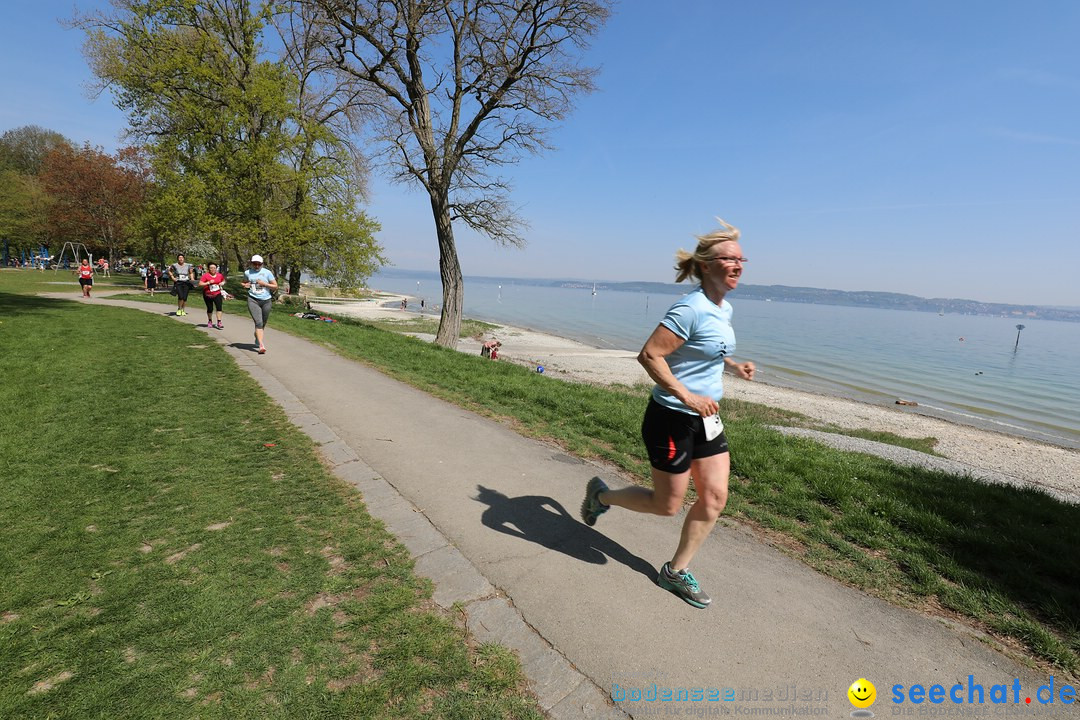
{"left": 0, "top": 126, "right": 72, "bottom": 175}
{"left": 77, "top": 0, "right": 383, "bottom": 292}
{"left": 0, "top": 125, "right": 70, "bottom": 259}
{"left": 306, "top": 0, "right": 611, "bottom": 346}
{"left": 0, "top": 170, "right": 50, "bottom": 254}
{"left": 129, "top": 160, "right": 209, "bottom": 266}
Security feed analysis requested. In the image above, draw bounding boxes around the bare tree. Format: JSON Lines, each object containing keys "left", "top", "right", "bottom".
{"left": 307, "top": 0, "right": 611, "bottom": 345}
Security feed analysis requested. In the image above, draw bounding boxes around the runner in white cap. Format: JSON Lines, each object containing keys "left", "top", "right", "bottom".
{"left": 243, "top": 254, "right": 277, "bottom": 354}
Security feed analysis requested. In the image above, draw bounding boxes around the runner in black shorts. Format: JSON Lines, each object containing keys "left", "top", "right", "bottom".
{"left": 580, "top": 218, "right": 755, "bottom": 609}
{"left": 75, "top": 258, "right": 94, "bottom": 298}
{"left": 168, "top": 254, "right": 195, "bottom": 316}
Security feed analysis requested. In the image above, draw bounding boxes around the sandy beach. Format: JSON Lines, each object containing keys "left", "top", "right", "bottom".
{"left": 311, "top": 291, "right": 1080, "bottom": 501}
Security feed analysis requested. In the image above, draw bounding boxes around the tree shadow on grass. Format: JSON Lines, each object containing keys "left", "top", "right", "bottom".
{"left": 734, "top": 423, "right": 1080, "bottom": 651}
{"left": 474, "top": 483, "right": 657, "bottom": 582}
{"left": 0, "top": 290, "right": 82, "bottom": 316}
{"left": 884, "top": 463, "right": 1080, "bottom": 634}
{"left": 751, "top": 426, "right": 1080, "bottom": 662}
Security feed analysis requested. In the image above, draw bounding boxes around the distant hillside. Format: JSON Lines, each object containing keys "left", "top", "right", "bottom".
{"left": 601, "top": 281, "right": 1080, "bottom": 322}
{"left": 376, "top": 268, "right": 1080, "bottom": 322}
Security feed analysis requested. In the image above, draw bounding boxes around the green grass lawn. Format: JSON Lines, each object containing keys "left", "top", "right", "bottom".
{"left": 0, "top": 287, "right": 541, "bottom": 719}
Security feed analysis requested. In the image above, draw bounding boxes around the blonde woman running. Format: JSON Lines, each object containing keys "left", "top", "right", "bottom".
{"left": 581, "top": 219, "right": 755, "bottom": 609}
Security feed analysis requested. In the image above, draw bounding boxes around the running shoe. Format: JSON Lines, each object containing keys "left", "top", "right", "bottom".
{"left": 580, "top": 476, "right": 610, "bottom": 526}
{"left": 656, "top": 562, "right": 711, "bottom": 609}
{"left": 216, "top": 322, "right": 223, "bottom": 329}
{"left": 258, "top": 346, "right": 266, "bottom": 355}
{"left": 177, "top": 309, "right": 185, "bottom": 316}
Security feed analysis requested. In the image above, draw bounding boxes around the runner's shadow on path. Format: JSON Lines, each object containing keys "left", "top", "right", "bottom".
{"left": 475, "top": 484, "right": 657, "bottom": 581}
{"left": 227, "top": 342, "right": 262, "bottom": 353}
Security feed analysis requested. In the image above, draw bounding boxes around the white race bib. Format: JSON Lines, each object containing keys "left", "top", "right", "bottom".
{"left": 209, "top": 284, "right": 220, "bottom": 292}
{"left": 703, "top": 413, "right": 724, "bottom": 441}
{"left": 178, "top": 274, "right": 189, "bottom": 281}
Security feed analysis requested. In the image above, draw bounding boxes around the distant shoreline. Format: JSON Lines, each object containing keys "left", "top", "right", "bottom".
{"left": 372, "top": 268, "right": 1080, "bottom": 323}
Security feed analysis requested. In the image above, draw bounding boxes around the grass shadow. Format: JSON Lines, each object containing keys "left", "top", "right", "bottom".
{"left": 0, "top": 290, "right": 81, "bottom": 316}
{"left": 732, "top": 424, "right": 1080, "bottom": 670}
{"left": 885, "top": 463, "right": 1079, "bottom": 637}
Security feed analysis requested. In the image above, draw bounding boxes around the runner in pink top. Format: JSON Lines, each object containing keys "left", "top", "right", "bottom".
{"left": 198, "top": 263, "right": 227, "bottom": 328}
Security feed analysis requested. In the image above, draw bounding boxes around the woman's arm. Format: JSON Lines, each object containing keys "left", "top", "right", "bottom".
{"left": 637, "top": 325, "right": 719, "bottom": 417}
{"left": 723, "top": 356, "right": 756, "bottom": 381}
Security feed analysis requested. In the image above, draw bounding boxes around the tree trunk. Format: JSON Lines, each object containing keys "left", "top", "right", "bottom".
{"left": 431, "top": 193, "right": 463, "bottom": 348}
{"left": 288, "top": 266, "right": 301, "bottom": 295}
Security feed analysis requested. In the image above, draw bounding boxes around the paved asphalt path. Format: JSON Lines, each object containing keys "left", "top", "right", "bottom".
{"left": 79, "top": 295, "right": 1063, "bottom": 719}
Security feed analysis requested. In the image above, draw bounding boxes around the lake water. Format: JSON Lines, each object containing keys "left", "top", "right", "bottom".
{"left": 368, "top": 269, "right": 1080, "bottom": 449}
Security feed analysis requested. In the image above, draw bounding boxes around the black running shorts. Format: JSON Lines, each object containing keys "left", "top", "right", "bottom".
{"left": 175, "top": 281, "right": 191, "bottom": 301}
{"left": 640, "top": 398, "right": 729, "bottom": 474}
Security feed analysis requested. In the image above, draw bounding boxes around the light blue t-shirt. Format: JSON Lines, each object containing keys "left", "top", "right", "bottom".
{"left": 651, "top": 287, "right": 736, "bottom": 415}
{"left": 245, "top": 267, "right": 275, "bottom": 301}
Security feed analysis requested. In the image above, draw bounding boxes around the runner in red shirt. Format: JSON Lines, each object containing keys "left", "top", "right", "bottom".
{"left": 198, "top": 262, "right": 227, "bottom": 329}
{"left": 75, "top": 258, "right": 94, "bottom": 298}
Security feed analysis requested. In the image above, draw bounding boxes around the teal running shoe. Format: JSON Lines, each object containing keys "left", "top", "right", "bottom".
{"left": 580, "top": 477, "right": 610, "bottom": 526}
{"left": 657, "top": 562, "right": 711, "bottom": 609}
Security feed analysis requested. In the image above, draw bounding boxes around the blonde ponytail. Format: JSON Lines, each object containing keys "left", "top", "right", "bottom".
{"left": 673, "top": 218, "right": 741, "bottom": 283}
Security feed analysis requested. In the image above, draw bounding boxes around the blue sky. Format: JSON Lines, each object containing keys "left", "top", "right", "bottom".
{"left": 3, "top": 1, "right": 1079, "bottom": 305}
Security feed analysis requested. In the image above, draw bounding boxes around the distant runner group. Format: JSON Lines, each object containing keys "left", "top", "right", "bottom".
{"left": 77, "top": 252, "right": 278, "bottom": 355}
{"left": 166, "top": 253, "right": 278, "bottom": 353}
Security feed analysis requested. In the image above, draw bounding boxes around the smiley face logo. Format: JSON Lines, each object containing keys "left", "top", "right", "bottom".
{"left": 848, "top": 678, "right": 876, "bottom": 709}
